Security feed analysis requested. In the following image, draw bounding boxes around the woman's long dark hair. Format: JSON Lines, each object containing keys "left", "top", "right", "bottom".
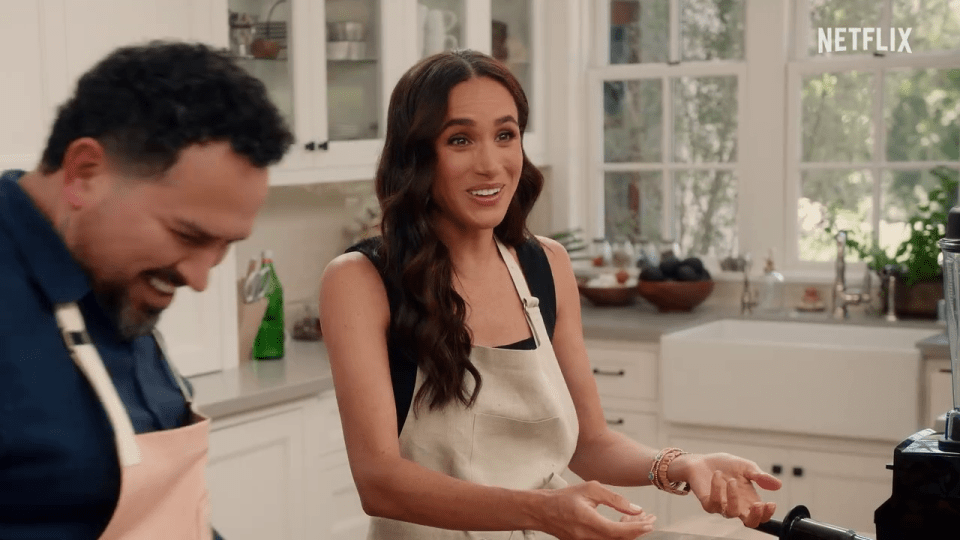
{"left": 376, "top": 50, "right": 544, "bottom": 413}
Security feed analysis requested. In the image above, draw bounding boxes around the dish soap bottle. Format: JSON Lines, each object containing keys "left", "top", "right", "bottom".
{"left": 757, "top": 249, "right": 785, "bottom": 313}
{"left": 253, "top": 250, "right": 285, "bottom": 359}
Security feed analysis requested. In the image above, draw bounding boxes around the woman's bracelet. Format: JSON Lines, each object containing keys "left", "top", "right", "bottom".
{"left": 648, "top": 447, "right": 691, "bottom": 496}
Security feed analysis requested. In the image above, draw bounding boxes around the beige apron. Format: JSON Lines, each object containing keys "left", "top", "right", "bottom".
{"left": 368, "top": 239, "right": 580, "bottom": 540}
{"left": 54, "top": 303, "right": 213, "bottom": 540}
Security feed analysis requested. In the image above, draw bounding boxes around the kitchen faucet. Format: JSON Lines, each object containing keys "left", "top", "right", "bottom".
{"left": 832, "top": 231, "right": 871, "bottom": 319}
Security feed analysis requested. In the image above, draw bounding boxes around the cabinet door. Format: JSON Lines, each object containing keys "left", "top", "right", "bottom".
{"left": 490, "top": 0, "right": 546, "bottom": 164}
{"left": 0, "top": 2, "right": 53, "bottom": 170}
{"left": 926, "top": 359, "right": 953, "bottom": 429}
{"left": 324, "top": 452, "right": 371, "bottom": 540}
{"left": 207, "top": 403, "right": 307, "bottom": 540}
{"left": 53, "top": 1, "right": 221, "bottom": 107}
{"left": 312, "top": 0, "right": 394, "bottom": 180}
{"left": 226, "top": 0, "right": 318, "bottom": 173}
{"left": 789, "top": 449, "right": 890, "bottom": 536}
{"left": 598, "top": 410, "right": 661, "bottom": 521}
{"left": 666, "top": 436, "right": 791, "bottom": 531}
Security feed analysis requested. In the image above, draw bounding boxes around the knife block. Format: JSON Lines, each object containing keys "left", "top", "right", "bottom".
{"left": 237, "top": 279, "right": 269, "bottom": 364}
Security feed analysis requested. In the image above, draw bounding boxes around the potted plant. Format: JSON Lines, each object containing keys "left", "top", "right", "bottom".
{"left": 836, "top": 166, "right": 958, "bottom": 318}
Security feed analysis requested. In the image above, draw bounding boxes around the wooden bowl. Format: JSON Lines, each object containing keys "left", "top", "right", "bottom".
{"left": 636, "top": 280, "right": 714, "bottom": 312}
{"left": 577, "top": 282, "right": 637, "bottom": 307}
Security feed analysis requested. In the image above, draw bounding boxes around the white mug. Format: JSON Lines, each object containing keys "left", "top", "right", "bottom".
{"left": 424, "top": 9, "right": 458, "bottom": 56}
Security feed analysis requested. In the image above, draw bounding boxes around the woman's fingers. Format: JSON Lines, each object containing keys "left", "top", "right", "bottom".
{"left": 582, "top": 481, "right": 644, "bottom": 516}
{"left": 746, "top": 469, "right": 784, "bottom": 491}
{"left": 701, "top": 470, "right": 726, "bottom": 514}
{"left": 723, "top": 478, "right": 740, "bottom": 518}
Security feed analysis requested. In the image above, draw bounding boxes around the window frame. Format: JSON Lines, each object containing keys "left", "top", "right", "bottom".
{"left": 585, "top": 0, "right": 747, "bottom": 265}
{"left": 785, "top": 0, "right": 960, "bottom": 275}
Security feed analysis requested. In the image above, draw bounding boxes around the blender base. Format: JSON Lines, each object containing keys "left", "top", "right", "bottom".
{"left": 874, "top": 429, "right": 960, "bottom": 539}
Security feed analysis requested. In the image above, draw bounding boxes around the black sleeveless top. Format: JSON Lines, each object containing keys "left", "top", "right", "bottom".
{"left": 346, "top": 236, "right": 557, "bottom": 433}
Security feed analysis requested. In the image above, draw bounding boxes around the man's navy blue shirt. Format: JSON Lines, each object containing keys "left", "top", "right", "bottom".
{"left": 0, "top": 170, "right": 194, "bottom": 539}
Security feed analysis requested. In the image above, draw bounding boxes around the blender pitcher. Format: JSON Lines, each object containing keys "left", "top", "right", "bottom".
{"left": 938, "top": 205, "right": 960, "bottom": 449}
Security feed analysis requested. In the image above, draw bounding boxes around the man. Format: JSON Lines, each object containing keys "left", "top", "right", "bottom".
{"left": 0, "top": 41, "right": 293, "bottom": 539}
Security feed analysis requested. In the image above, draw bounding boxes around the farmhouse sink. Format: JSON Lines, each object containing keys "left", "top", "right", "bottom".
{"left": 661, "top": 319, "right": 939, "bottom": 441}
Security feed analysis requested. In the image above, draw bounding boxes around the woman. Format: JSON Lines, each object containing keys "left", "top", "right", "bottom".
{"left": 320, "top": 50, "right": 781, "bottom": 539}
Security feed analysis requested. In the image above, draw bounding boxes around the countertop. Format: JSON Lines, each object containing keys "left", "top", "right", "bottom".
{"left": 580, "top": 301, "right": 943, "bottom": 343}
{"left": 916, "top": 332, "right": 949, "bottom": 359}
{"left": 189, "top": 339, "right": 333, "bottom": 419}
{"left": 653, "top": 513, "right": 875, "bottom": 539}
{"left": 188, "top": 300, "right": 944, "bottom": 420}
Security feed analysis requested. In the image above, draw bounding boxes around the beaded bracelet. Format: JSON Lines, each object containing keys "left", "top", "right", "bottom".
{"left": 647, "top": 447, "right": 691, "bottom": 496}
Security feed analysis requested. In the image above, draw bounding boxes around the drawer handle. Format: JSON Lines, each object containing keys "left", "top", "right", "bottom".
{"left": 792, "top": 467, "right": 804, "bottom": 478}
{"left": 593, "top": 368, "right": 626, "bottom": 377}
{"left": 771, "top": 464, "right": 783, "bottom": 476}
{"left": 606, "top": 418, "right": 625, "bottom": 425}
{"left": 940, "top": 368, "right": 953, "bottom": 374}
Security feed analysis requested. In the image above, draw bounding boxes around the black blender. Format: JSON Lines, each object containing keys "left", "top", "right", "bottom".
{"left": 751, "top": 207, "right": 960, "bottom": 539}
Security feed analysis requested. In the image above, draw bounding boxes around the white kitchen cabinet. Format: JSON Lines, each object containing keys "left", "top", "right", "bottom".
{"left": 315, "top": 390, "right": 371, "bottom": 539}
{"left": 207, "top": 396, "right": 326, "bottom": 540}
{"left": 0, "top": 0, "right": 236, "bottom": 377}
{"left": 218, "top": 0, "right": 549, "bottom": 186}
{"left": 925, "top": 358, "right": 953, "bottom": 429}
{"left": 563, "top": 340, "right": 663, "bottom": 521}
{"left": 0, "top": 0, "right": 222, "bottom": 170}
{"left": 665, "top": 432, "right": 892, "bottom": 537}
{"left": 0, "top": 2, "right": 53, "bottom": 171}
{"left": 158, "top": 248, "right": 239, "bottom": 377}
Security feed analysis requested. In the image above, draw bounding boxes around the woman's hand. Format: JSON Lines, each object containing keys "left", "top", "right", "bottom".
{"left": 538, "top": 481, "right": 656, "bottom": 540}
{"left": 671, "top": 453, "right": 782, "bottom": 528}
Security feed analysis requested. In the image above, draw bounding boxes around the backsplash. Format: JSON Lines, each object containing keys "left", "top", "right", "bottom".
{"left": 231, "top": 169, "right": 554, "bottom": 324}
{"left": 233, "top": 181, "right": 376, "bottom": 315}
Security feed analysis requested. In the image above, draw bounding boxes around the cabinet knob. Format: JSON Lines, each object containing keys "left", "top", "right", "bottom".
{"left": 317, "top": 140, "right": 329, "bottom": 151}
{"left": 771, "top": 464, "right": 783, "bottom": 475}
{"left": 305, "top": 141, "right": 316, "bottom": 151}
{"left": 605, "top": 417, "right": 625, "bottom": 426}
{"left": 792, "top": 467, "right": 804, "bottom": 477}
{"left": 593, "top": 368, "right": 626, "bottom": 377}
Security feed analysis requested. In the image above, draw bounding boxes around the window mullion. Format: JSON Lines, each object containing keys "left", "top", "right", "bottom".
{"left": 880, "top": 0, "right": 893, "bottom": 36}
{"left": 670, "top": 0, "right": 680, "bottom": 62}
{"left": 662, "top": 75, "right": 673, "bottom": 242}
{"left": 794, "top": 0, "right": 810, "bottom": 60}
{"left": 872, "top": 64, "right": 885, "bottom": 245}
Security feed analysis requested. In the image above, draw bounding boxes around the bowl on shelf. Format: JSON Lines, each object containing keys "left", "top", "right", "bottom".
{"left": 636, "top": 280, "right": 714, "bottom": 312}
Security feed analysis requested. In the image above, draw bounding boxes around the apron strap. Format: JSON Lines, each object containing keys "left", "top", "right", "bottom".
{"left": 494, "top": 238, "right": 546, "bottom": 348}
{"left": 54, "top": 303, "right": 142, "bottom": 467}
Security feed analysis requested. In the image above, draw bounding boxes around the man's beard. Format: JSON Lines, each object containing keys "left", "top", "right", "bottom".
{"left": 95, "top": 282, "right": 164, "bottom": 341}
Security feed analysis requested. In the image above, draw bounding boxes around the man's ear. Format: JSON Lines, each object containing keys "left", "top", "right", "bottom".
{"left": 61, "top": 138, "right": 111, "bottom": 209}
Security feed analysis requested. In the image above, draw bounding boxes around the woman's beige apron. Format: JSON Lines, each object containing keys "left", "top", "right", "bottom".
{"left": 368, "top": 239, "right": 580, "bottom": 540}
{"left": 53, "top": 302, "right": 213, "bottom": 540}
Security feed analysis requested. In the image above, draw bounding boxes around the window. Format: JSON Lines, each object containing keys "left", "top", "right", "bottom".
{"left": 789, "top": 0, "right": 960, "bottom": 266}
{"left": 589, "top": 0, "right": 745, "bottom": 261}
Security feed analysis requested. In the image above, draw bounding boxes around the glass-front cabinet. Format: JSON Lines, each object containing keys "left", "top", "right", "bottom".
{"left": 223, "top": 0, "right": 545, "bottom": 185}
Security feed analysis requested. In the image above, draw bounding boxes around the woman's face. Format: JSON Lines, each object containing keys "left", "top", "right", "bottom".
{"left": 431, "top": 76, "right": 523, "bottom": 235}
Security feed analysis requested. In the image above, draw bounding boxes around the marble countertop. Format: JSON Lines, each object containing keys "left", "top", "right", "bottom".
{"left": 188, "top": 300, "right": 944, "bottom": 420}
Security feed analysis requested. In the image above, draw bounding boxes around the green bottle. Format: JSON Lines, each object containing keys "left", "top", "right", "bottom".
{"left": 253, "top": 250, "right": 284, "bottom": 360}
